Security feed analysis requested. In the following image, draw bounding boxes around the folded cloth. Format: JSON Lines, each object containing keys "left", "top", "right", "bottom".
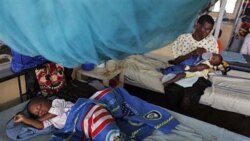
{"left": 221, "top": 51, "right": 247, "bottom": 63}
{"left": 161, "top": 74, "right": 199, "bottom": 88}
{"left": 175, "top": 76, "right": 199, "bottom": 88}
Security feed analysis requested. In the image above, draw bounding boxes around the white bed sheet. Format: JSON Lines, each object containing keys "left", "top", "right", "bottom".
{"left": 1, "top": 99, "right": 250, "bottom": 141}
{"left": 199, "top": 74, "right": 250, "bottom": 116}
{"left": 122, "top": 53, "right": 172, "bottom": 93}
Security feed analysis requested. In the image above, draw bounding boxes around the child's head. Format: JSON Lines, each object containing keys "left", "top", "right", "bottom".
{"left": 209, "top": 53, "right": 223, "bottom": 66}
{"left": 27, "top": 97, "right": 52, "bottom": 118}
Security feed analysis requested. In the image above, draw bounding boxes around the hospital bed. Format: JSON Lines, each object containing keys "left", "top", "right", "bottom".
{"left": 122, "top": 49, "right": 250, "bottom": 117}
{"left": 199, "top": 52, "right": 250, "bottom": 116}
{"left": 200, "top": 70, "right": 250, "bottom": 116}
{"left": 1, "top": 96, "right": 249, "bottom": 141}
{"left": 121, "top": 53, "right": 171, "bottom": 94}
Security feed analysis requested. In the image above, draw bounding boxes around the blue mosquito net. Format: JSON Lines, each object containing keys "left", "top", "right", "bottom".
{"left": 0, "top": 0, "right": 211, "bottom": 67}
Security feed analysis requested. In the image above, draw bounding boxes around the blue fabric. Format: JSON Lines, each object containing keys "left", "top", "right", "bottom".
{"left": 51, "top": 99, "right": 121, "bottom": 141}
{"left": 52, "top": 88, "right": 179, "bottom": 141}
{"left": 0, "top": 0, "right": 210, "bottom": 67}
{"left": 221, "top": 51, "right": 247, "bottom": 64}
{"left": 162, "top": 55, "right": 203, "bottom": 75}
{"left": 6, "top": 117, "right": 56, "bottom": 141}
{"left": 11, "top": 50, "right": 47, "bottom": 73}
{"left": 105, "top": 88, "right": 179, "bottom": 140}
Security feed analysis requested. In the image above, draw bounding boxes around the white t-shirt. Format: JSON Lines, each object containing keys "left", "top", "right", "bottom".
{"left": 43, "top": 99, "right": 74, "bottom": 129}
{"left": 240, "top": 33, "right": 250, "bottom": 55}
{"left": 172, "top": 33, "right": 218, "bottom": 58}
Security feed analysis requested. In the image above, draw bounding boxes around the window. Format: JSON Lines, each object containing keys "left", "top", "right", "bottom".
{"left": 212, "top": 0, "right": 238, "bottom": 13}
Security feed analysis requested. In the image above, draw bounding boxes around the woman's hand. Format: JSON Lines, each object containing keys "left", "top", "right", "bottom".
{"left": 193, "top": 48, "right": 206, "bottom": 56}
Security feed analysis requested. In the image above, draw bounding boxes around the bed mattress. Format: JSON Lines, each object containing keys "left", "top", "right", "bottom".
{"left": 1, "top": 99, "right": 250, "bottom": 141}
{"left": 122, "top": 53, "right": 172, "bottom": 93}
{"left": 199, "top": 74, "right": 250, "bottom": 116}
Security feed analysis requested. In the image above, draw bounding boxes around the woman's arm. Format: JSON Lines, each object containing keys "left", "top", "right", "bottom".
{"left": 188, "top": 64, "right": 209, "bottom": 72}
{"left": 13, "top": 114, "right": 44, "bottom": 129}
{"left": 169, "top": 48, "right": 206, "bottom": 65}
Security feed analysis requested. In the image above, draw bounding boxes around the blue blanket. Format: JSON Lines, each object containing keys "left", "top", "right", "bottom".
{"left": 6, "top": 113, "right": 56, "bottom": 141}
{"left": 162, "top": 55, "right": 204, "bottom": 75}
{"left": 52, "top": 88, "right": 179, "bottom": 141}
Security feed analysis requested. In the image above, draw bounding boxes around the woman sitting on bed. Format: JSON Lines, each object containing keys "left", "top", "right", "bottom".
{"left": 160, "top": 50, "right": 223, "bottom": 87}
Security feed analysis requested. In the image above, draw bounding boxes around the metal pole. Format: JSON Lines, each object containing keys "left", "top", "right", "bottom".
{"left": 214, "top": 0, "right": 227, "bottom": 40}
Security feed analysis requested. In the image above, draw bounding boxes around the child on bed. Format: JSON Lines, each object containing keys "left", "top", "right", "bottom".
{"left": 160, "top": 51, "right": 223, "bottom": 87}
{"left": 13, "top": 97, "right": 74, "bottom": 130}
{"left": 11, "top": 96, "right": 122, "bottom": 141}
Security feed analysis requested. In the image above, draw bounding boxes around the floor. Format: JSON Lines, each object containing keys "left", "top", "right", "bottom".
{"left": 124, "top": 84, "right": 250, "bottom": 137}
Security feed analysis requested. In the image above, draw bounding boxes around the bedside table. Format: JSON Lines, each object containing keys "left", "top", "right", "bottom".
{"left": 76, "top": 67, "right": 123, "bottom": 87}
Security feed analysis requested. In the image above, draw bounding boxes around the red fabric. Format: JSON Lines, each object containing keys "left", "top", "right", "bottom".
{"left": 35, "top": 63, "right": 65, "bottom": 96}
{"left": 217, "top": 40, "right": 222, "bottom": 53}
{"left": 81, "top": 104, "right": 115, "bottom": 139}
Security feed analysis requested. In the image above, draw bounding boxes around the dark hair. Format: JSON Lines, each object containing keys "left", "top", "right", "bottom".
{"left": 197, "top": 14, "right": 215, "bottom": 26}
{"left": 27, "top": 97, "right": 50, "bottom": 118}
{"left": 214, "top": 54, "right": 223, "bottom": 66}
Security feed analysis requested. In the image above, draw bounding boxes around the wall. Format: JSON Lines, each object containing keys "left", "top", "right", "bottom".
{"left": 151, "top": 21, "right": 235, "bottom": 56}
{"left": 219, "top": 22, "right": 234, "bottom": 50}
{"left": 0, "top": 69, "right": 77, "bottom": 111}
{"left": 150, "top": 43, "right": 174, "bottom": 58}
{"left": 0, "top": 76, "right": 26, "bottom": 111}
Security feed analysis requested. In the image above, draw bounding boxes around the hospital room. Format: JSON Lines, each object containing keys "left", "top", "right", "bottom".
{"left": 1, "top": 0, "right": 250, "bottom": 140}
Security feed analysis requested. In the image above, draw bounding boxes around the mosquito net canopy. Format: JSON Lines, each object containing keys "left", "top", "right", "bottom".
{"left": 0, "top": 0, "right": 211, "bottom": 67}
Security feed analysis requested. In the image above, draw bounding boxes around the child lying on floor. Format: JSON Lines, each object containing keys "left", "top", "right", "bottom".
{"left": 160, "top": 51, "right": 223, "bottom": 87}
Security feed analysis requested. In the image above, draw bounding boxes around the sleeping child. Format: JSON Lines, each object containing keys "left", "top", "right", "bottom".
{"left": 9, "top": 88, "right": 180, "bottom": 141}
{"left": 13, "top": 97, "right": 74, "bottom": 130}
{"left": 160, "top": 51, "right": 223, "bottom": 87}
{"left": 9, "top": 88, "right": 223, "bottom": 141}
{"left": 11, "top": 96, "right": 122, "bottom": 141}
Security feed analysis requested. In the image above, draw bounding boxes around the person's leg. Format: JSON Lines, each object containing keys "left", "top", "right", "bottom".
{"left": 163, "top": 73, "right": 186, "bottom": 87}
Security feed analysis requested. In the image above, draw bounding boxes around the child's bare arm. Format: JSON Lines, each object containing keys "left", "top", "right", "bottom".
{"left": 38, "top": 113, "right": 57, "bottom": 121}
{"left": 13, "top": 114, "right": 44, "bottom": 129}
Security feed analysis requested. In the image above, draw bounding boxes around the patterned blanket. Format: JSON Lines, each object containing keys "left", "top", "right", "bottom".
{"left": 52, "top": 88, "right": 179, "bottom": 141}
